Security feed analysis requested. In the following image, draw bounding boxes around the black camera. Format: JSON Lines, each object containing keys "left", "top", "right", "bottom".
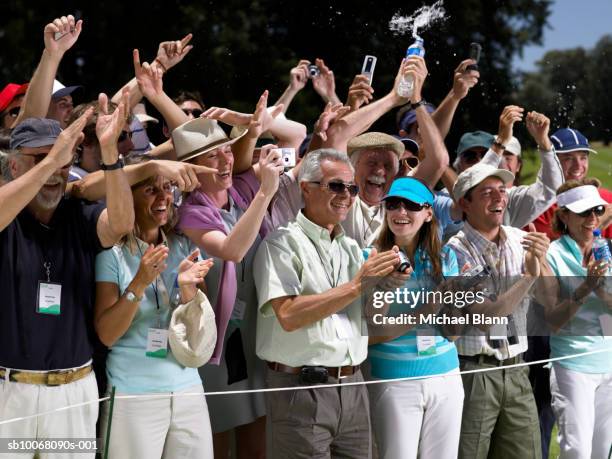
{"left": 299, "top": 366, "right": 328, "bottom": 384}
{"left": 308, "top": 64, "right": 320, "bottom": 78}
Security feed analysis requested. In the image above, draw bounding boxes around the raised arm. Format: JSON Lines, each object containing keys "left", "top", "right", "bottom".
{"left": 133, "top": 49, "right": 189, "bottom": 132}
{"left": 430, "top": 59, "right": 479, "bottom": 139}
{"left": 274, "top": 59, "right": 310, "bottom": 113}
{"left": 14, "top": 15, "right": 83, "bottom": 127}
{"left": 183, "top": 149, "right": 283, "bottom": 263}
{"left": 111, "top": 34, "right": 194, "bottom": 109}
{"left": 0, "top": 109, "right": 91, "bottom": 231}
{"left": 323, "top": 58, "right": 413, "bottom": 152}
{"left": 404, "top": 58, "right": 450, "bottom": 187}
{"left": 94, "top": 91, "right": 135, "bottom": 247}
{"left": 311, "top": 58, "right": 342, "bottom": 105}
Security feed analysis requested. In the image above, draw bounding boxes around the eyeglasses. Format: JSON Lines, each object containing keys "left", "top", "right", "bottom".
{"left": 182, "top": 108, "right": 203, "bottom": 118}
{"left": 462, "top": 150, "right": 486, "bottom": 164}
{"left": 311, "top": 181, "right": 359, "bottom": 197}
{"left": 574, "top": 205, "right": 606, "bottom": 218}
{"left": 384, "top": 197, "right": 429, "bottom": 212}
{"left": 18, "top": 152, "right": 77, "bottom": 169}
{"left": 117, "top": 130, "right": 133, "bottom": 142}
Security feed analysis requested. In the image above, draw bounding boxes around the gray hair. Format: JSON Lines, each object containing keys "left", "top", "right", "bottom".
{"left": 0, "top": 150, "right": 17, "bottom": 182}
{"left": 298, "top": 148, "right": 354, "bottom": 183}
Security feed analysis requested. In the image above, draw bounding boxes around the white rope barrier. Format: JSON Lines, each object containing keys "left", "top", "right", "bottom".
{"left": 0, "top": 348, "right": 610, "bottom": 426}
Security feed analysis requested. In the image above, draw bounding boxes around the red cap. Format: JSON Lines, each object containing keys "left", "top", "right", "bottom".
{"left": 0, "top": 83, "right": 29, "bottom": 113}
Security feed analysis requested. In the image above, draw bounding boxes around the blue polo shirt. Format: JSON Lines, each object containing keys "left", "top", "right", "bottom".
{"left": 0, "top": 198, "right": 105, "bottom": 371}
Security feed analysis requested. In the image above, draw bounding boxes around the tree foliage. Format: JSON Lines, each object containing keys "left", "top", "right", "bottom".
{"left": 1, "top": 0, "right": 551, "bottom": 150}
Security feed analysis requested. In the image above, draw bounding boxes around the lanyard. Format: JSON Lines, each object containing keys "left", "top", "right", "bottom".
{"left": 305, "top": 233, "right": 342, "bottom": 289}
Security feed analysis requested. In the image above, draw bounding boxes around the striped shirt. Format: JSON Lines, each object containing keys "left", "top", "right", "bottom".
{"left": 445, "top": 221, "right": 529, "bottom": 359}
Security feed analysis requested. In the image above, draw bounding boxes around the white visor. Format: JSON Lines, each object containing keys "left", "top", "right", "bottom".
{"left": 557, "top": 185, "right": 607, "bottom": 213}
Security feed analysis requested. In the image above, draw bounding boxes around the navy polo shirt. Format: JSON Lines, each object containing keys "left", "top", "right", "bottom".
{"left": 0, "top": 197, "right": 105, "bottom": 371}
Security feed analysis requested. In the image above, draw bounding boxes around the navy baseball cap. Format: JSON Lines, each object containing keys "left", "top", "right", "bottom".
{"left": 10, "top": 118, "right": 61, "bottom": 149}
{"left": 392, "top": 135, "right": 419, "bottom": 155}
{"left": 550, "top": 128, "right": 597, "bottom": 154}
{"left": 383, "top": 176, "right": 434, "bottom": 206}
{"left": 398, "top": 103, "right": 436, "bottom": 132}
{"left": 52, "top": 79, "right": 82, "bottom": 100}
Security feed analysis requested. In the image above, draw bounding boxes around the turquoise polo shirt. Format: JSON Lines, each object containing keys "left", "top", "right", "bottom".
{"left": 95, "top": 232, "right": 202, "bottom": 393}
{"left": 546, "top": 235, "right": 612, "bottom": 374}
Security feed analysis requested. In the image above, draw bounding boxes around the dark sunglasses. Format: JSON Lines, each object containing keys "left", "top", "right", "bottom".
{"left": 384, "top": 197, "right": 429, "bottom": 212}
{"left": 18, "top": 152, "right": 77, "bottom": 169}
{"left": 574, "top": 205, "right": 606, "bottom": 218}
{"left": 182, "top": 108, "right": 203, "bottom": 118}
{"left": 117, "top": 130, "right": 133, "bottom": 142}
{"left": 311, "top": 181, "right": 359, "bottom": 197}
{"left": 462, "top": 150, "right": 486, "bottom": 164}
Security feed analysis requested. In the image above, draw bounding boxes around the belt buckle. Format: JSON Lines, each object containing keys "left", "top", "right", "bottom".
{"left": 336, "top": 367, "right": 347, "bottom": 380}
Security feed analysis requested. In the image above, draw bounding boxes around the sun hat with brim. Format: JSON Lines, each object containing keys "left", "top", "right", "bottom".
{"left": 347, "top": 132, "right": 404, "bottom": 158}
{"left": 383, "top": 176, "right": 434, "bottom": 206}
{"left": 51, "top": 79, "right": 81, "bottom": 99}
{"left": 557, "top": 185, "right": 607, "bottom": 214}
{"left": 134, "top": 113, "right": 159, "bottom": 124}
{"left": 504, "top": 136, "right": 521, "bottom": 157}
{"left": 173, "top": 118, "right": 247, "bottom": 162}
{"left": 392, "top": 135, "right": 419, "bottom": 155}
{"left": 0, "top": 83, "right": 28, "bottom": 113}
{"left": 453, "top": 163, "right": 515, "bottom": 200}
{"left": 168, "top": 290, "right": 217, "bottom": 368}
{"left": 10, "top": 118, "right": 61, "bottom": 150}
{"left": 550, "top": 128, "right": 597, "bottom": 154}
{"left": 456, "top": 131, "right": 495, "bottom": 155}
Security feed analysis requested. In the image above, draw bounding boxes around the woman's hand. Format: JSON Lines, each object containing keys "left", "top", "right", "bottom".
{"left": 177, "top": 249, "right": 214, "bottom": 303}
{"left": 133, "top": 244, "right": 169, "bottom": 288}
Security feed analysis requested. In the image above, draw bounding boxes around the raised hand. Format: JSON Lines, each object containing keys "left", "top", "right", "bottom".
{"left": 497, "top": 105, "right": 524, "bottom": 145}
{"left": 526, "top": 111, "right": 552, "bottom": 150}
{"left": 311, "top": 58, "right": 339, "bottom": 103}
{"left": 48, "top": 106, "right": 93, "bottom": 169}
{"left": 346, "top": 74, "right": 374, "bottom": 111}
{"left": 289, "top": 59, "right": 311, "bottom": 92}
{"left": 154, "top": 33, "right": 194, "bottom": 73}
{"left": 96, "top": 90, "right": 129, "bottom": 156}
{"left": 154, "top": 160, "right": 218, "bottom": 192}
{"left": 134, "top": 49, "right": 164, "bottom": 101}
{"left": 353, "top": 248, "right": 401, "bottom": 291}
{"left": 257, "top": 146, "right": 284, "bottom": 197}
{"left": 313, "top": 102, "right": 351, "bottom": 142}
{"left": 404, "top": 56, "right": 428, "bottom": 103}
{"left": 246, "top": 90, "right": 284, "bottom": 139}
{"left": 452, "top": 59, "right": 480, "bottom": 100}
{"left": 44, "top": 14, "right": 83, "bottom": 57}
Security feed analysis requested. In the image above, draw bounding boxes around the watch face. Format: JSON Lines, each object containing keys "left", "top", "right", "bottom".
{"left": 126, "top": 291, "right": 137, "bottom": 302}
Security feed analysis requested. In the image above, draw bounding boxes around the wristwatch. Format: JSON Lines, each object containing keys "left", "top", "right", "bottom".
{"left": 100, "top": 158, "right": 125, "bottom": 171}
{"left": 125, "top": 290, "right": 143, "bottom": 303}
{"left": 492, "top": 137, "right": 506, "bottom": 150}
{"left": 410, "top": 99, "right": 428, "bottom": 110}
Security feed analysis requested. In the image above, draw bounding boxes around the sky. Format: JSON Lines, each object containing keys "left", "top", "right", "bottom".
{"left": 513, "top": 0, "right": 612, "bottom": 71}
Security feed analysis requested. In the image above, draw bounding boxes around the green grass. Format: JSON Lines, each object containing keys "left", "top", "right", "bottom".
{"left": 520, "top": 142, "right": 612, "bottom": 189}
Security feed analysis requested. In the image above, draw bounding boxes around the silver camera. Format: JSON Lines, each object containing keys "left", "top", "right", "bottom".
{"left": 397, "top": 251, "right": 411, "bottom": 273}
{"left": 308, "top": 64, "right": 320, "bottom": 78}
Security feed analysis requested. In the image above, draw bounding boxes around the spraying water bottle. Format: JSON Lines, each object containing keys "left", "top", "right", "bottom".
{"left": 397, "top": 37, "right": 425, "bottom": 99}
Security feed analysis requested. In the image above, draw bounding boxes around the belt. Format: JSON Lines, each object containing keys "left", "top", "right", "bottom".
{"left": 460, "top": 354, "right": 522, "bottom": 367}
{"left": 0, "top": 365, "right": 92, "bottom": 386}
{"left": 267, "top": 361, "right": 360, "bottom": 379}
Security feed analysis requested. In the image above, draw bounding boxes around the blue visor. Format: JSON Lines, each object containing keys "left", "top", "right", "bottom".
{"left": 382, "top": 177, "right": 434, "bottom": 206}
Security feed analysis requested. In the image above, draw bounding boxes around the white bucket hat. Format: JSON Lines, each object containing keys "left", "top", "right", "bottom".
{"left": 168, "top": 290, "right": 217, "bottom": 368}
{"left": 453, "top": 163, "right": 515, "bottom": 200}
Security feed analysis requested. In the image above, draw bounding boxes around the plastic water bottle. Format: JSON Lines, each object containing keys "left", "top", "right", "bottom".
{"left": 397, "top": 37, "right": 425, "bottom": 99}
{"left": 592, "top": 229, "right": 612, "bottom": 274}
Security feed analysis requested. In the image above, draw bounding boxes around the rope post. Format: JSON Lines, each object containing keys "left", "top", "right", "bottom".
{"left": 103, "top": 386, "right": 116, "bottom": 459}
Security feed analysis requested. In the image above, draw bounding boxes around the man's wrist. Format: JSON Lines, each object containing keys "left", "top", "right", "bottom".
{"left": 537, "top": 140, "right": 553, "bottom": 151}
{"left": 153, "top": 58, "right": 168, "bottom": 73}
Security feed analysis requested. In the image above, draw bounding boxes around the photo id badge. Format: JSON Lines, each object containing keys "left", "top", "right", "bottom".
{"left": 146, "top": 328, "right": 168, "bottom": 358}
{"left": 37, "top": 282, "right": 62, "bottom": 315}
{"left": 416, "top": 329, "right": 437, "bottom": 356}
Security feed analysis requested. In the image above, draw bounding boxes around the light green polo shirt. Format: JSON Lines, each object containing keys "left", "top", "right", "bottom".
{"left": 253, "top": 211, "right": 368, "bottom": 367}
{"left": 546, "top": 235, "right": 612, "bottom": 373}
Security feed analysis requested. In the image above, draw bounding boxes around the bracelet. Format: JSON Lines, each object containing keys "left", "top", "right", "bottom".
{"left": 100, "top": 158, "right": 125, "bottom": 171}
{"left": 410, "top": 99, "right": 428, "bottom": 110}
{"left": 154, "top": 58, "right": 168, "bottom": 73}
{"left": 492, "top": 137, "right": 506, "bottom": 150}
